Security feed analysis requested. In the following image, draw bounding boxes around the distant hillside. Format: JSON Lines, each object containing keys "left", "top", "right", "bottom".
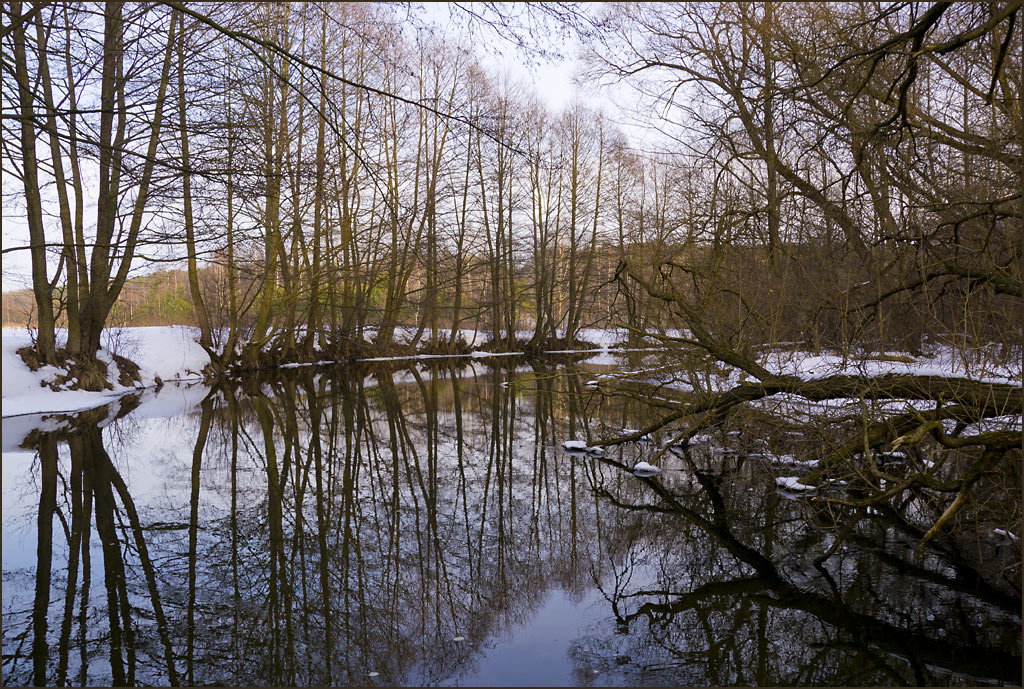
{"left": 1, "top": 289, "right": 35, "bottom": 327}
{"left": 2, "top": 269, "right": 205, "bottom": 328}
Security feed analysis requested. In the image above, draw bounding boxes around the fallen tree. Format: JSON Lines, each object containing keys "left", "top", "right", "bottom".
{"left": 592, "top": 258, "right": 1021, "bottom": 561}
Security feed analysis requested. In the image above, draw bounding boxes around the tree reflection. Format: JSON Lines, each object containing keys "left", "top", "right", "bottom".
{"left": 580, "top": 447, "right": 1022, "bottom": 685}
{"left": 2, "top": 363, "right": 1019, "bottom": 686}
{"left": 31, "top": 433, "right": 56, "bottom": 687}
{"left": 8, "top": 404, "right": 179, "bottom": 687}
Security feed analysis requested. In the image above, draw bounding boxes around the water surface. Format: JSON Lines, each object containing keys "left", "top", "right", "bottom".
{"left": 2, "top": 358, "right": 1020, "bottom": 686}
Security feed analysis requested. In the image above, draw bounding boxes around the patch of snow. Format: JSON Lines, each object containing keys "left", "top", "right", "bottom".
{"left": 134, "top": 327, "right": 213, "bottom": 379}
{"left": 577, "top": 328, "right": 628, "bottom": 347}
{"left": 633, "top": 461, "right": 662, "bottom": 477}
{"left": 775, "top": 476, "right": 816, "bottom": 492}
{"left": 561, "top": 439, "right": 605, "bottom": 456}
{"left": 993, "top": 528, "right": 1019, "bottom": 542}
{"left": 768, "top": 455, "right": 820, "bottom": 468}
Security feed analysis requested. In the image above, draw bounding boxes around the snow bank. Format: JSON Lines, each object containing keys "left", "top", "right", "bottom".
{"left": 2, "top": 327, "right": 210, "bottom": 418}
{"left": 2, "top": 329, "right": 132, "bottom": 417}
{"left": 577, "top": 328, "right": 628, "bottom": 347}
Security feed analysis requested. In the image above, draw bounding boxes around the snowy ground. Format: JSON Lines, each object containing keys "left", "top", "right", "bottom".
{"left": 2, "top": 327, "right": 210, "bottom": 418}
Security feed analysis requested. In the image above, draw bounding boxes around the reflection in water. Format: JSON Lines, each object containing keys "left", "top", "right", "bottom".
{"left": 2, "top": 360, "right": 1020, "bottom": 686}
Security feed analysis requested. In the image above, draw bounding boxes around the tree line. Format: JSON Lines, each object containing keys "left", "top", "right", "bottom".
{"left": 3, "top": 1, "right": 1020, "bottom": 378}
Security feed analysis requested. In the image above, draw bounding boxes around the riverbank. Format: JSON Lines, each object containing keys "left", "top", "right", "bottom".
{"left": 4, "top": 325, "right": 1019, "bottom": 420}
{"left": 1, "top": 326, "right": 633, "bottom": 418}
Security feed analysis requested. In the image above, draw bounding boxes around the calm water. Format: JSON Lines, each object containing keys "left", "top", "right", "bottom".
{"left": 2, "top": 358, "right": 1020, "bottom": 686}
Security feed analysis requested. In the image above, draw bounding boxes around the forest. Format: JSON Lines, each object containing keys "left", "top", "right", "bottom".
{"left": 1, "top": 3, "right": 1021, "bottom": 685}
{"left": 3, "top": 1, "right": 1015, "bottom": 365}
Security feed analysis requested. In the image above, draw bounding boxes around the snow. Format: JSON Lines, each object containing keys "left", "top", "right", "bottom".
{"left": 764, "top": 454, "right": 820, "bottom": 469}
{"left": 775, "top": 476, "right": 816, "bottom": 492}
{"left": 633, "top": 461, "right": 662, "bottom": 477}
{"left": 609, "top": 344, "right": 1021, "bottom": 400}
{"left": 114, "top": 325, "right": 210, "bottom": 381}
{"left": 620, "top": 428, "right": 652, "bottom": 443}
{"left": 2, "top": 331, "right": 135, "bottom": 417}
{"left": 2, "top": 327, "right": 211, "bottom": 418}
{"left": 760, "top": 347, "right": 1021, "bottom": 386}
{"left": 561, "top": 439, "right": 605, "bottom": 455}
{"left": 993, "top": 528, "right": 1019, "bottom": 542}
{"left": 577, "top": 328, "right": 628, "bottom": 347}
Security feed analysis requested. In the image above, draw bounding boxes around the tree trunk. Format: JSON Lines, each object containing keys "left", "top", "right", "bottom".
{"left": 11, "top": 0, "right": 57, "bottom": 364}
{"left": 176, "top": 10, "right": 213, "bottom": 351}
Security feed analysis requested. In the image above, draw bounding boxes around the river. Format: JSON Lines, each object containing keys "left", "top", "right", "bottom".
{"left": 2, "top": 356, "right": 1020, "bottom": 686}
